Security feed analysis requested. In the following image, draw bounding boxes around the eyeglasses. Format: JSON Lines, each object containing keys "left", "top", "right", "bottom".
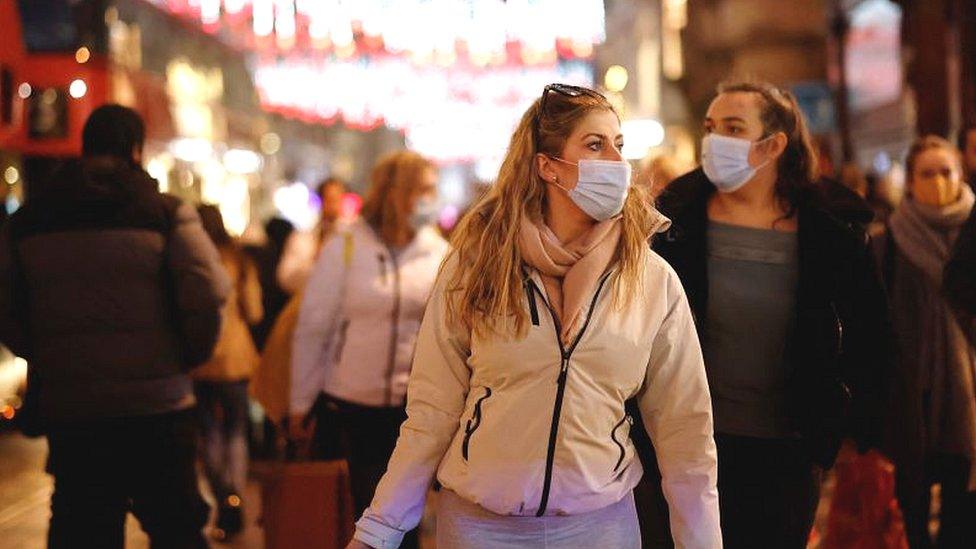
{"left": 533, "top": 83, "right": 607, "bottom": 148}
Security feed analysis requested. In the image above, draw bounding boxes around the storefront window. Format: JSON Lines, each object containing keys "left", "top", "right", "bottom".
{"left": 16, "top": 0, "right": 78, "bottom": 52}
{"left": 1, "top": 66, "right": 13, "bottom": 126}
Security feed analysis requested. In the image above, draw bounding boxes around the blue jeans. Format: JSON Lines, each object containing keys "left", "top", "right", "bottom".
{"left": 194, "top": 380, "right": 249, "bottom": 501}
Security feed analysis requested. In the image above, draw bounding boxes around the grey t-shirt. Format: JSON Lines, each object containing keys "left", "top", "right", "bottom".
{"left": 704, "top": 221, "right": 799, "bottom": 439}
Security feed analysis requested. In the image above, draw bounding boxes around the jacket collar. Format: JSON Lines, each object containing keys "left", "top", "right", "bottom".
{"left": 659, "top": 168, "right": 871, "bottom": 243}
{"left": 354, "top": 218, "right": 447, "bottom": 259}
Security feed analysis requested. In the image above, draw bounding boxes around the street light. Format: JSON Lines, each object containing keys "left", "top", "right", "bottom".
{"left": 621, "top": 119, "right": 665, "bottom": 160}
{"left": 75, "top": 47, "right": 91, "bottom": 64}
{"left": 4, "top": 167, "right": 18, "bottom": 185}
{"left": 69, "top": 79, "right": 87, "bottom": 99}
{"left": 604, "top": 65, "right": 629, "bottom": 92}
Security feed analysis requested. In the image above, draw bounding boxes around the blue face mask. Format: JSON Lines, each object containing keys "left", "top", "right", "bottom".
{"left": 701, "top": 133, "right": 772, "bottom": 193}
{"left": 548, "top": 157, "right": 632, "bottom": 221}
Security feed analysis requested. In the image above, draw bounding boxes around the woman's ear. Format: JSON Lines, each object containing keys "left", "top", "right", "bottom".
{"left": 760, "top": 131, "right": 789, "bottom": 161}
{"left": 536, "top": 153, "right": 558, "bottom": 184}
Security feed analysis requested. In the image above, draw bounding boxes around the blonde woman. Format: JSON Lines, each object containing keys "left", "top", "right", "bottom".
{"left": 290, "top": 151, "right": 449, "bottom": 548}
{"left": 348, "top": 85, "right": 720, "bottom": 549}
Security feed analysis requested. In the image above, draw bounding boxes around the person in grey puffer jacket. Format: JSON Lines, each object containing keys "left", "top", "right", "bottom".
{"left": 0, "top": 105, "right": 229, "bottom": 549}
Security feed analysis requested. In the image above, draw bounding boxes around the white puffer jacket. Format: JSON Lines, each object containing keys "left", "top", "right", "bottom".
{"left": 355, "top": 252, "right": 722, "bottom": 549}
{"left": 290, "top": 219, "right": 450, "bottom": 413}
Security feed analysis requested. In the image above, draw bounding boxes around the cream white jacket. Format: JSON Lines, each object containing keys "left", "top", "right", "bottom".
{"left": 355, "top": 251, "right": 722, "bottom": 549}
{"left": 290, "top": 220, "right": 449, "bottom": 413}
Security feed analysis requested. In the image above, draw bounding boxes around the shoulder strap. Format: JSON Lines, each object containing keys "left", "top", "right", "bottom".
{"left": 343, "top": 231, "right": 354, "bottom": 268}
{"left": 334, "top": 231, "right": 355, "bottom": 322}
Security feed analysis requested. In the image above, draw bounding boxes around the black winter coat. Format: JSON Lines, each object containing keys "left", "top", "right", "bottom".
{"left": 652, "top": 169, "right": 893, "bottom": 467}
{"left": 945, "top": 208, "right": 976, "bottom": 328}
{"left": 0, "top": 158, "right": 230, "bottom": 423}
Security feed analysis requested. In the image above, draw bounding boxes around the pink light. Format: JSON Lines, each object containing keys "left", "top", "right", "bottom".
{"left": 438, "top": 204, "right": 460, "bottom": 231}
{"left": 341, "top": 192, "right": 363, "bottom": 219}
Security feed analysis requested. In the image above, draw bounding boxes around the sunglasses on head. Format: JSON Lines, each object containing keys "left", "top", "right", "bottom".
{"left": 533, "top": 83, "right": 607, "bottom": 148}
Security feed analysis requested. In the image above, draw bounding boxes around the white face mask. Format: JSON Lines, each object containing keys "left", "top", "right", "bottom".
{"left": 410, "top": 196, "right": 439, "bottom": 230}
{"left": 701, "top": 133, "right": 771, "bottom": 193}
{"left": 548, "top": 157, "right": 632, "bottom": 221}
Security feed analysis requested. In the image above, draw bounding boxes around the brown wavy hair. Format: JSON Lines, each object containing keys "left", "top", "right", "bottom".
{"left": 445, "top": 87, "right": 659, "bottom": 338}
{"left": 360, "top": 150, "right": 435, "bottom": 246}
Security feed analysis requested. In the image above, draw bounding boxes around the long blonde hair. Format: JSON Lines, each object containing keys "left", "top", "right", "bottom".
{"left": 361, "top": 150, "right": 434, "bottom": 246}
{"left": 446, "top": 88, "right": 659, "bottom": 338}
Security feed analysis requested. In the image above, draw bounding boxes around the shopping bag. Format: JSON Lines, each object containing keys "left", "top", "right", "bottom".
{"left": 250, "top": 293, "right": 303, "bottom": 425}
{"left": 822, "top": 444, "right": 909, "bottom": 549}
{"left": 260, "top": 458, "right": 355, "bottom": 549}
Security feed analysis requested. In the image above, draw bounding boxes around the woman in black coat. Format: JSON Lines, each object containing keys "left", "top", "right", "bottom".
{"left": 633, "top": 81, "right": 892, "bottom": 549}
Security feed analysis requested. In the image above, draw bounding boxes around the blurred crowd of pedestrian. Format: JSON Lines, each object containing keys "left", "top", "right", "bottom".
{"left": 0, "top": 83, "right": 974, "bottom": 549}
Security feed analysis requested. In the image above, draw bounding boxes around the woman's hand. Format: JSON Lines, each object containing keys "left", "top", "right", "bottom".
{"left": 285, "top": 414, "right": 315, "bottom": 442}
{"left": 345, "top": 539, "right": 373, "bottom": 549}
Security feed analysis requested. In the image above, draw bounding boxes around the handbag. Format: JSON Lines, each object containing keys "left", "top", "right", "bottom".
{"left": 251, "top": 232, "right": 354, "bottom": 426}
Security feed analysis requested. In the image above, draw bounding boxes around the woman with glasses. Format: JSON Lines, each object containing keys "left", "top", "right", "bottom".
{"left": 643, "top": 80, "right": 892, "bottom": 548}
{"left": 346, "top": 84, "right": 720, "bottom": 549}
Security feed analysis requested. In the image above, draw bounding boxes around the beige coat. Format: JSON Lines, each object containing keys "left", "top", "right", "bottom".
{"left": 355, "top": 252, "right": 721, "bottom": 549}
{"left": 193, "top": 248, "right": 263, "bottom": 382}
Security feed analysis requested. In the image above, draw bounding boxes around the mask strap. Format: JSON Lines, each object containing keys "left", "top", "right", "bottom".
{"left": 546, "top": 176, "right": 572, "bottom": 193}
{"left": 546, "top": 155, "right": 578, "bottom": 167}
{"left": 751, "top": 133, "right": 778, "bottom": 169}
{"left": 543, "top": 155, "right": 576, "bottom": 192}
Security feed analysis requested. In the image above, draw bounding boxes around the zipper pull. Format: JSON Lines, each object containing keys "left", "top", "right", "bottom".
{"left": 378, "top": 254, "right": 388, "bottom": 283}
{"left": 557, "top": 357, "right": 568, "bottom": 384}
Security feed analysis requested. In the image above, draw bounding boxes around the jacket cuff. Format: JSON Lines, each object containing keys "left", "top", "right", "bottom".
{"left": 354, "top": 514, "right": 405, "bottom": 549}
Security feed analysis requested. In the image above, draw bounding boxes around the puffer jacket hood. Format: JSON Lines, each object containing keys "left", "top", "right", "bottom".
{"left": 28, "top": 157, "right": 168, "bottom": 230}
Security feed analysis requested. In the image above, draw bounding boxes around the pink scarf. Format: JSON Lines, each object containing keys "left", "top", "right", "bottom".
{"left": 518, "top": 216, "right": 622, "bottom": 343}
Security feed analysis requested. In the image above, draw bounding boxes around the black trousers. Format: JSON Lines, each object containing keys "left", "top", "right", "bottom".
{"left": 633, "top": 432, "right": 821, "bottom": 549}
{"left": 715, "top": 434, "right": 822, "bottom": 549}
{"left": 312, "top": 393, "right": 418, "bottom": 549}
{"left": 898, "top": 453, "right": 976, "bottom": 549}
{"left": 45, "top": 409, "right": 210, "bottom": 549}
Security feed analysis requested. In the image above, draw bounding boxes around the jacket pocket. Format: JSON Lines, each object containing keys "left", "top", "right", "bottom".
{"left": 332, "top": 319, "right": 350, "bottom": 363}
{"left": 610, "top": 414, "right": 633, "bottom": 472}
{"left": 462, "top": 387, "right": 492, "bottom": 461}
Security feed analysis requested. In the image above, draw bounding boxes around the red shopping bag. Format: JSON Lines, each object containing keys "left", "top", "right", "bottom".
{"left": 260, "top": 459, "right": 356, "bottom": 549}
{"left": 822, "top": 445, "right": 909, "bottom": 549}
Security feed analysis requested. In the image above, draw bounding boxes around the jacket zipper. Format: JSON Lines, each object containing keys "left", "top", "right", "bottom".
{"left": 333, "top": 319, "right": 350, "bottom": 363}
{"left": 610, "top": 415, "right": 633, "bottom": 472}
{"left": 830, "top": 301, "right": 843, "bottom": 357}
{"left": 384, "top": 250, "right": 401, "bottom": 407}
{"left": 378, "top": 253, "right": 388, "bottom": 283}
{"left": 462, "top": 387, "right": 493, "bottom": 461}
{"left": 529, "top": 270, "right": 613, "bottom": 517}
{"left": 524, "top": 280, "right": 540, "bottom": 326}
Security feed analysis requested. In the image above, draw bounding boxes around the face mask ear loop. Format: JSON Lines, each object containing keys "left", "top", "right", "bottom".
{"left": 546, "top": 155, "right": 579, "bottom": 167}
{"left": 542, "top": 155, "right": 577, "bottom": 193}
{"left": 751, "top": 133, "right": 779, "bottom": 171}
{"left": 546, "top": 175, "right": 572, "bottom": 194}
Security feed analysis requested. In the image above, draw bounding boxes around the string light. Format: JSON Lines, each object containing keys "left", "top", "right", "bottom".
{"left": 143, "top": 0, "right": 605, "bottom": 66}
